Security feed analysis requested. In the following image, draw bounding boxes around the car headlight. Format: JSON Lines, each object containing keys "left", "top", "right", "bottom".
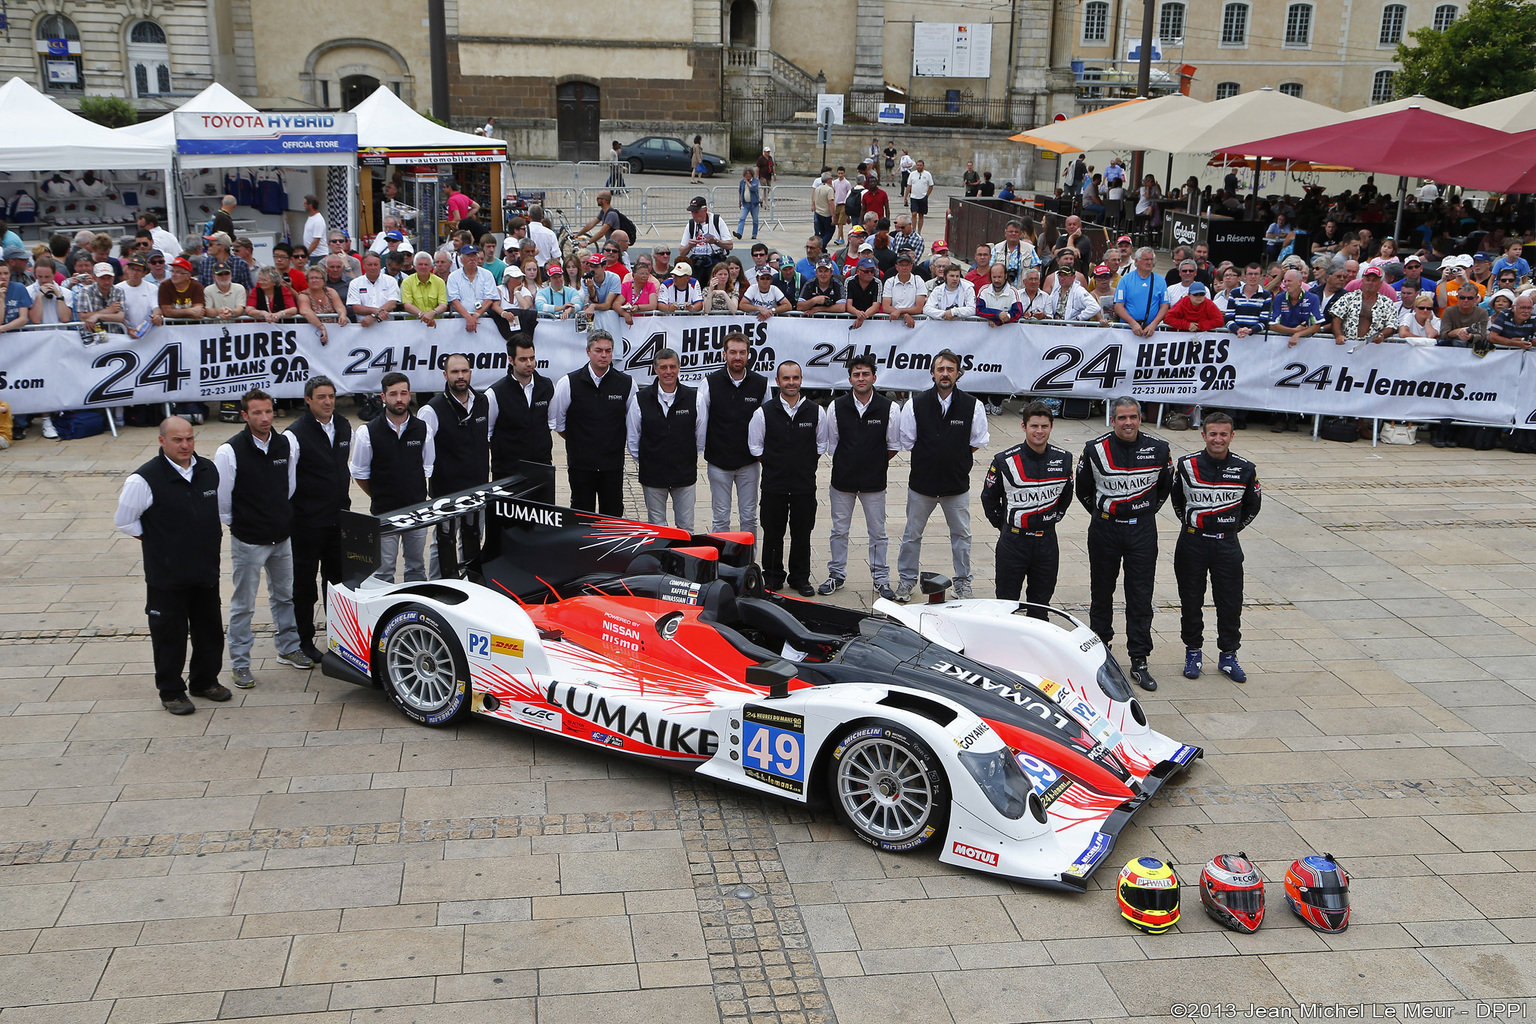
{"left": 958, "top": 747, "right": 1034, "bottom": 820}
{"left": 1097, "top": 653, "right": 1133, "bottom": 703}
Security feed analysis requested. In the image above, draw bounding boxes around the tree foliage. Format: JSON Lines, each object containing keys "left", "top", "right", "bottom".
{"left": 1394, "top": 0, "right": 1536, "bottom": 106}
{"left": 77, "top": 95, "right": 138, "bottom": 128}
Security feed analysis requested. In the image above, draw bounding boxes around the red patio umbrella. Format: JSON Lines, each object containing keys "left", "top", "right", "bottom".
{"left": 1414, "top": 128, "right": 1536, "bottom": 194}
{"left": 1213, "top": 106, "right": 1516, "bottom": 237}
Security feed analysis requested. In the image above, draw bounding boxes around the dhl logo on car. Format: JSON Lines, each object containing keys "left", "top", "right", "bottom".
{"left": 491, "top": 635, "right": 524, "bottom": 658}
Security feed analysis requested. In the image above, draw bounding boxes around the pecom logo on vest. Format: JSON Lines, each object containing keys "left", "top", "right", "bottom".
{"left": 622, "top": 324, "right": 772, "bottom": 378}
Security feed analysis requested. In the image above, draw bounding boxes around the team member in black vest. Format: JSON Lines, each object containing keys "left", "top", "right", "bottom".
{"left": 748, "top": 361, "right": 827, "bottom": 595}
{"left": 283, "top": 375, "right": 352, "bottom": 664}
{"left": 549, "top": 329, "right": 634, "bottom": 517}
{"left": 894, "top": 350, "right": 990, "bottom": 602}
{"left": 699, "top": 331, "right": 768, "bottom": 536}
{"left": 350, "top": 372, "right": 435, "bottom": 582}
{"left": 1075, "top": 396, "right": 1173, "bottom": 691}
{"left": 819, "top": 353, "right": 900, "bottom": 600}
{"left": 981, "top": 401, "right": 1073, "bottom": 618}
{"left": 488, "top": 333, "right": 555, "bottom": 503}
{"left": 214, "top": 388, "right": 308, "bottom": 690}
{"left": 421, "top": 352, "right": 491, "bottom": 577}
{"left": 114, "top": 417, "right": 228, "bottom": 715}
{"left": 627, "top": 347, "right": 706, "bottom": 530}
{"left": 1172, "top": 412, "right": 1262, "bottom": 684}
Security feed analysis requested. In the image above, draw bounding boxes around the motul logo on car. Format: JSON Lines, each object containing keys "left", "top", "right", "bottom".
{"left": 952, "top": 841, "right": 999, "bottom": 867}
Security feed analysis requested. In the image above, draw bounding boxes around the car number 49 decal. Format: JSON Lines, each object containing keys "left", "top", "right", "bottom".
{"left": 742, "top": 705, "right": 806, "bottom": 795}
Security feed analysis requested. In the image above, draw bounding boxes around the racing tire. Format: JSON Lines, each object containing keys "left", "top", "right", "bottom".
{"left": 828, "top": 721, "right": 950, "bottom": 853}
{"left": 629, "top": 159, "right": 644, "bottom": 175}
{"left": 375, "top": 604, "right": 471, "bottom": 727}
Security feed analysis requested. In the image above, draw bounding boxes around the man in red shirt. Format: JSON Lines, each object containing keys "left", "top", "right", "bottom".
{"left": 965, "top": 244, "right": 992, "bottom": 291}
{"left": 862, "top": 176, "right": 890, "bottom": 221}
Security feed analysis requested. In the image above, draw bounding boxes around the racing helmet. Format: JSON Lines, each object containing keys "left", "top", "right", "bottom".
{"left": 1200, "top": 852, "right": 1265, "bottom": 933}
{"left": 1117, "top": 857, "right": 1180, "bottom": 934}
{"left": 1284, "top": 853, "right": 1350, "bottom": 932}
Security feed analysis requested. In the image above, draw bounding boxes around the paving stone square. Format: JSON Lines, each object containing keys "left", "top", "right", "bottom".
{"left": 3, "top": 412, "right": 1536, "bottom": 1021}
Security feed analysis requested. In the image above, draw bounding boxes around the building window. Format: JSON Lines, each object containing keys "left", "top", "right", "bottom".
{"left": 1083, "top": 1, "right": 1109, "bottom": 43}
{"left": 1158, "top": 2, "right": 1186, "bottom": 44}
{"left": 1433, "top": 4, "right": 1458, "bottom": 30}
{"left": 1220, "top": 3, "right": 1249, "bottom": 46}
{"left": 127, "top": 20, "right": 172, "bottom": 98}
{"left": 35, "top": 14, "right": 83, "bottom": 93}
{"left": 1380, "top": 3, "right": 1406, "bottom": 45}
{"left": 1285, "top": 4, "right": 1313, "bottom": 46}
{"left": 1216, "top": 82, "right": 1240, "bottom": 100}
{"left": 1372, "top": 69, "right": 1396, "bottom": 104}
{"left": 1279, "top": 82, "right": 1304, "bottom": 97}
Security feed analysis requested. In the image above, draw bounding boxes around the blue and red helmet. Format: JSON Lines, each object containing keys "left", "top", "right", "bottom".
{"left": 1284, "top": 853, "right": 1350, "bottom": 932}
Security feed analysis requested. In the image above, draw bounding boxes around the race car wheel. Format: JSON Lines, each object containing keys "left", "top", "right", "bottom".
{"left": 830, "top": 722, "right": 949, "bottom": 853}
{"left": 376, "top": 605, "right": 471, "bottom": 727}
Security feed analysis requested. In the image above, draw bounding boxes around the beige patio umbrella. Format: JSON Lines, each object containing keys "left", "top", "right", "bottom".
{"left": 1010, "top": 93, "right": 1204, "bottom": 153}
{"left": 1460, "top": 90, "right": 1536, "bottom": 132}
{"left": 1339, "top": 94, "right": 1464, "bottom": 120}
{"left": 1110, "top": 87, "right": 1352, "bottom": 155}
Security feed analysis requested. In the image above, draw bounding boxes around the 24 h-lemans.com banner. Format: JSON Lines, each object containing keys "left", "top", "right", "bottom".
{"left": 0, "top": 314, "right": 1528, "bottom": 426}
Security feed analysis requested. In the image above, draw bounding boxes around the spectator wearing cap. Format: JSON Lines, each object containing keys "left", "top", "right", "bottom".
{"left": 798, "top": 259, "right": 846, "bottom": 314}
{"left": 681, "top": 195, "right": 732, "bottom": 281}
{"left": 774, "top": 255, "right": 801, "bottom": 301}
{"left": 4, "top": 243, "right": 33, "bottom": 286}
{"left": 1492, "top": 239, "right": 1530, "bottom": 284}
{"left": 1469, "top": 250, "right": 1496, "bottom": 292}
{"left": 1087, "top": 262, "right": 1117, "bottom": 316}
{"left": 1435, "top": 254, "right": 1481, "bottom": 308}
{"left": 656, "top": 262, "right": 703, "bottom": 312}
{"left": 838, "top": 225, "right": 868, "bottom": 274}
{"left": 536, "top": 262, "right": 584, "bottom": 317}
{"left": 369, "top": 217, "right": 415, "bottom": 256}
{"left": 1399, "top": 253, "right": 1429, "bottom": 302}
{"left": 74, "top": 261, "right": 125, "bottom": 336}
{"left": 198, "top": 232, "right": 251, "bottom": 289}
{"left": 998, "top": 180, "right": 1017, "bottom": 202}
{"left": 402, "top": 252, "right": 450, "bottom": 327}
{"left": 204, "top": 262, "right": 248, "bottom": 319}
{"left": 915, "top": 239, "right": 949, "bottom": 282}
{"left": 844, "top": 257, "right": 884, "bottom": 325}
{"left": 1046, "top": 261, "right": 1104, "bottom": 322}
{"left": 878, "top": 250, "right": 925, "bottom": 328}
{"left": 1163, "top": 281, "right": 1225, "bottom": 333}
{"left": 348, "top": 252, "right": 402, "bottom": 328}
{"left": 1329, "top": 266, "right": 1397, "bottom": 346}
{"left": 740, "top": 265, "right": 790, "bottom": 321}
{"left": 446, "top": 244, "right": 501, "bottom": 334}
{"left": 501, "top": 263, "right": 535, "bottom": 312}
{"left": 158, "top": 256, "right": 206, "bottom": 320}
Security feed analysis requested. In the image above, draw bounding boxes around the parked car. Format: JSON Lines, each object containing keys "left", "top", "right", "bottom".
{"left": 617, "top": 137, "right": 727, "bottom": 177}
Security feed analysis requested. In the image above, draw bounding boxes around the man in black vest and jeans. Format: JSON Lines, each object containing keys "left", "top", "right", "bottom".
{"left": 895, "top": 350, "right": 990, "bottom": 602}
{"left": 699, "top": 331, "right": 768, "bottom": 536}
{"left": 627, "top": 347, "right": 705, "bottom": 529}
{"left": 1076, "top": 396, "right": 1173, "bottom": 691}
{"left": 215, "top": 388, "right": 309, "bottom": 690}
{"left": 351, "top": 372, "right": 435, "bottom": 582}
{"left": 284, "top": 376, "right": 352, "bottom": 664}
{"left": 549, "top": 329, "right": 634, "bottom": 517}
{"left": 114, "top": 416, "right": 229, "bottom": 714}
{"left": 820, "top": 354, "right": 900, "bottom": 601}
{"left": 749, "top": 360, "right": 827, "bottom": 596}
{"left": 488, "top": 332, "right": 555, "bottom": 503}
{"left": 421, "top": 352, "right": 491, "bottom": 577}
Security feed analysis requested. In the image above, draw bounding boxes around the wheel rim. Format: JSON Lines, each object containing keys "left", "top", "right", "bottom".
{"left": 385, "top": 623, "right": 457, "bottom": 712}
{"left": 836, "top": 736, "right": 934, "bottom": 842}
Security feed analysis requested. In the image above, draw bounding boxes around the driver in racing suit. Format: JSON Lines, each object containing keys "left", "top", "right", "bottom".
{"left": 1171, "top": 411, "right": 1262, "bottom": 684}
{"left": 1075, "top": 396, "right": 1172, "bottom": 692}
{"left": 980, "top": 401, "right": 1072, "bottom": 618}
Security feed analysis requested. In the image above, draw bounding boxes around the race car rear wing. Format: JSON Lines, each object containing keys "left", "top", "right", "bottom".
{"left": 337, "top": 463, "right": 556, "bottom": 586}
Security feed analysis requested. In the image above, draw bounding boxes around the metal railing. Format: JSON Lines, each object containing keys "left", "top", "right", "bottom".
{"left": 724, "top": 47, "right": 820, "bottom": 101}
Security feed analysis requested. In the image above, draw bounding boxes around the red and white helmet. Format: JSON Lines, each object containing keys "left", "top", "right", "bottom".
{"left": 1284, "top": 853, "right": 1350, "bottom": 932}
{"left": 1200, "top": 852, "right": 1265, "bottom": 933}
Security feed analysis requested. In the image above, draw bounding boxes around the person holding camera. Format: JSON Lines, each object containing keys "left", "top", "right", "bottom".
{"left": 680, "top": 196, "right": 731, "bottom": 283}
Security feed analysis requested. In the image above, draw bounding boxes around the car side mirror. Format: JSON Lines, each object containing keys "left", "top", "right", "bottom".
{"left": 920, "top": 572, "right": 951, "bottom": 604}
{"left": 746, "top": 659, "right": 797, "bottom": 699}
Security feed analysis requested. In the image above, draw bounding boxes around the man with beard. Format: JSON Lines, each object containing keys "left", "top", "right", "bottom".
{"left": 420, "top": 353, "right": 491, "bottom": 577}
{"left": 284, "top": 376, "right": 352, "bottom": 664}
{"left": 699, "top": 331, "right": 769, "bottom": 536}
{"left": 488, "top": 333, "right": 556, "bottom": 503}
{"left": 351, "top": 373, "right": 434, "bottom": 582}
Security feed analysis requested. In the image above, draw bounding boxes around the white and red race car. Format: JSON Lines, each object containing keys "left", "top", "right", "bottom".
{"left": 323, "top": 478, "right": 1200, "bottom": 890}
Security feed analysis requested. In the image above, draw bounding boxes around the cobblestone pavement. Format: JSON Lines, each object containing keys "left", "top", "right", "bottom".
{"left": 3, "top": 410, "right": 1536, "bottom": 1023}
